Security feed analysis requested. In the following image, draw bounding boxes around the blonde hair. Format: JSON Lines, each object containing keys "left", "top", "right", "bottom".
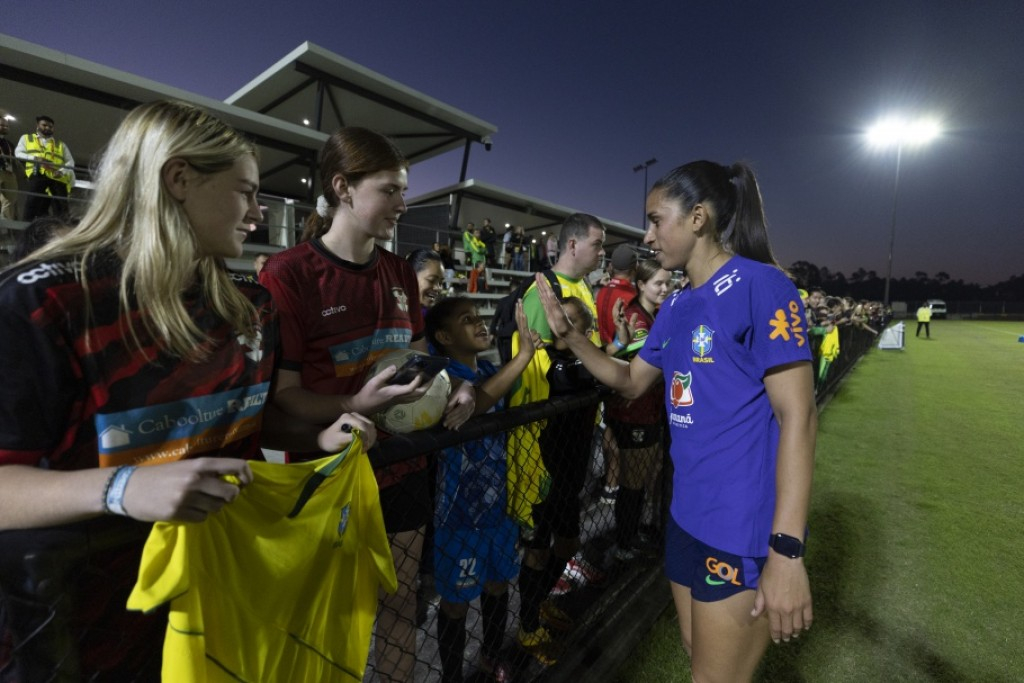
{"left": 27, "top": 100, "right": 259, "bottom": 359}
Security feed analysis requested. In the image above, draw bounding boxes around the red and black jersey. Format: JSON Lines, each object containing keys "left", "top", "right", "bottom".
{"left": 0, "top": 252, "right": 277, "bottom": 679}
{"left": 260, "top": 239, "right": 423, "bottom": 396}
{"left": 0, "top": 252, "right": 277, "bottom": 470}
{"left": 260, "top": 240, "right": 425, "bottom": 486}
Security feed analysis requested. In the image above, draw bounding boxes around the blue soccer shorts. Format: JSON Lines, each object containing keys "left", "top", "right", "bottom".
{"left": 434, "top": 516, "right": 520, "bottom": 604}
{"left": 664, "top": 516, "right": 766, "bottom": 602}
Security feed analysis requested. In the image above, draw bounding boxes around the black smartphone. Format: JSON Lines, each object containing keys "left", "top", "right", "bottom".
{"left": 387, "top": 354, "right": 450, "bottom": 385}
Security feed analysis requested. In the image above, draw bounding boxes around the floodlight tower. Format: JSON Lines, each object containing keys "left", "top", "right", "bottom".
{"left": 866, "top": 117, "right": 941, "bottom": 306}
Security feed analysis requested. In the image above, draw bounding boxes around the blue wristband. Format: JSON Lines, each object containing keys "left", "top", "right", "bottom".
{"left": 104, "top": 465, "right": 137, "bottom": 517}
{"left": 612, "top": 338, "right": 626, "bottom": 350}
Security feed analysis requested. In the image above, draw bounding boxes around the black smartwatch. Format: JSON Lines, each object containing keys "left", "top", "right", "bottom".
{"left": 768, "top": 533, "right": 806, "bottom": 559}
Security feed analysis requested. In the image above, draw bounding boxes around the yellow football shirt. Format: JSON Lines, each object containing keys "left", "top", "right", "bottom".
{"left": 127, "top": 434, "right": 396, "bottom": 682}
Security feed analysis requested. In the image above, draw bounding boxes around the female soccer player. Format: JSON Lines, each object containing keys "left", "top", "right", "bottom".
{"left": 535, "top": 160, "right": 816, "bottom": 681}
{"left": 0, "top": 100, "right": 359, "bottom": 678}
{"left": 259, "top": 127, "right": 473, "bottom": 682}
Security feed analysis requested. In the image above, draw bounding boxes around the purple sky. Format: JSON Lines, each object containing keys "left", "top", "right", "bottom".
{"left": 5, "top": 0, "right": 1022, "bottom": 285}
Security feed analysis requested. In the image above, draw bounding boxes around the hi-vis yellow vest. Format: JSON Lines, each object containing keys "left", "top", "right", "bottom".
{"left": 127, "top": 433, "right": 397, "bottom": 683}
{"left": 23, "top": 134, "right": 73, "bottom": 190}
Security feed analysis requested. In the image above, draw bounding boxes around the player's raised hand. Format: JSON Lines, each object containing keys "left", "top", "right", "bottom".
{"left": 534, "top": 273, "right": 575, "bottom": 340}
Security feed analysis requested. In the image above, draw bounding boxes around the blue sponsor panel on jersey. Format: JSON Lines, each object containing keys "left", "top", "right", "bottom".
{"left": 95, "top": 382, "right": 270, "bottom": 465}
{"left": 330, "top": 327, "right": 413, "bottom": 377}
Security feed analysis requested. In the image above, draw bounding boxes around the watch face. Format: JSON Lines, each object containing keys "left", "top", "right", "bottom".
{"left": 770, "top": 533, "right": 805, "bottom": 558}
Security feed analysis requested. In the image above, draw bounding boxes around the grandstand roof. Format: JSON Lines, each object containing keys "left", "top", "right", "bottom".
{"left": 226, "top": 42, "right": 497, "bottom": 167}
{"left": 407, "top": 179, "right": 644, "bottom": 246}
{"left": 0, "top": 35, "right": 496, "bottom": 201}
{"left": 0, "top": 34, "right": 328, "bottom": 199}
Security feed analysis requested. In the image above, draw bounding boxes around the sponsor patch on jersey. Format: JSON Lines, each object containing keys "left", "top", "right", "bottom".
{"left": 691, "top": 325, "right": 714, "bottom": 362}
{"left": 329, "top": 328, "right": 413, "bottom": 377}
{"left": 95, "top": 382, "right": 270, "bottom": 467}
{"left": 767, "top": 300, "right": 807, "bottom": 347}
{"left": 669, "top": 371, "right": 694, "bottom": 408}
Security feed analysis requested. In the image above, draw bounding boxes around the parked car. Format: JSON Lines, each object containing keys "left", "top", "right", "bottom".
{"left": 927, "top": 299, "right": 947, "bottom": 318}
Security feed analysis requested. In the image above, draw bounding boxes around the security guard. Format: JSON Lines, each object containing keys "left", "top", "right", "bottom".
{"left": 15, "top": 115, "right": 75, "bottom": 220}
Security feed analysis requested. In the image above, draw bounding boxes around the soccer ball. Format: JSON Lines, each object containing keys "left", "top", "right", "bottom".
{"left": 367, "top": 349, "right": 452, "bottom": 434}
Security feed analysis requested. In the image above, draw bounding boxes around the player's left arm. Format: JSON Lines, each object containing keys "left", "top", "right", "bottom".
{"left": 752, "top": 360, "right": 816, "bottom": 643}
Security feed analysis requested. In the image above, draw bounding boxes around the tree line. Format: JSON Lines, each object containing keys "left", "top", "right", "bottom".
{"left": 787, "top": 261, "right": 1024, "bottom": 303}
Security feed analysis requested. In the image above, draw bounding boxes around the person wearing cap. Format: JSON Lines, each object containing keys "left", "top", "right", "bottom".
{"left": 15, "top": 115, "right": 76, "bottom": 221}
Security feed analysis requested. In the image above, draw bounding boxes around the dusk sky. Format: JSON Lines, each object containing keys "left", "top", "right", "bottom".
{"left": 5, "top": 0, "right": 1023, "bottom": 285}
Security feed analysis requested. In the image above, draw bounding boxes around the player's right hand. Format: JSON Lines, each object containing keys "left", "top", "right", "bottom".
{"left": 120, "top": 458, "right": 253, "bottom": 523}
{"left": 535, "top": 272, "right": 574, "bottom": 339}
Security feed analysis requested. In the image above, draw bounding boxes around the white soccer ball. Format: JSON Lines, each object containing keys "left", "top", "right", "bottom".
{"left": 367, "top": 349, "right": 452, "bottom": 434}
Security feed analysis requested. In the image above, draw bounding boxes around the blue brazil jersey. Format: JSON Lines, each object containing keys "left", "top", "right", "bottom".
{"left": 639, "top": 256, "right": 811, "bottom": 557}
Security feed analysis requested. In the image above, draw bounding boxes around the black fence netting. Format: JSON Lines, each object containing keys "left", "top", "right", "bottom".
{"left": 0, "top": 389, "right": 671, "bottom": 683}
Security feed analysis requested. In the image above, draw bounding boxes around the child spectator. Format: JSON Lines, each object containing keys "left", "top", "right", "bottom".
{"left": 425, "top": 296, "right": 539, "bottom": 682}
{"left": 467, "top": 259, "right": 486, "bottom": 293}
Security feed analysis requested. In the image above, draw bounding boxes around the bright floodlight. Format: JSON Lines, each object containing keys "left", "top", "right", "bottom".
{"left": 867, "top": 117, "right": 941, "bottom": 148}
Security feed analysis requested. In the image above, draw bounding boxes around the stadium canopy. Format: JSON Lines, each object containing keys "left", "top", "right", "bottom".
{"left": 405, "top": 179, "right": 644, "bottom": 248}
{"left": 0, "top": 33, "right": 325, "bottom": 200}
{"left": 0, "top": 35, "right": 496, "bottom": 203}
{"left": 225, "top": 42, "right": 498, "bottom": 186}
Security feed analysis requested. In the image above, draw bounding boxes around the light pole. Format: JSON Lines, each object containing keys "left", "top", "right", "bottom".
{"left": 632, "top": 158, "right": 657, "bottom": 228}
{"left": 867, "top": 117, "right": 940, "bottom": 306}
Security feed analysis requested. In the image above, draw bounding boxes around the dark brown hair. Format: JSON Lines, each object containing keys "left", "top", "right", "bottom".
{"left": 301, "top": 127, "right": 408, "bottom": 242}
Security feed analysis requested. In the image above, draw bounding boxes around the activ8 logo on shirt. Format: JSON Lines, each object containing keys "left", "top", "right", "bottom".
{"left": 95, "top": 382, "right": 270, "bottom": 467}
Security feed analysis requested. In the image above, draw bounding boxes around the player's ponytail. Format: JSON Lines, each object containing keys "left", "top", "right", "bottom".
{"left": 727, "top": 162, "right": 779, "bottom": 267}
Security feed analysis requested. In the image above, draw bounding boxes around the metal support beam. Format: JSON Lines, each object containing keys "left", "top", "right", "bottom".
{"left": 293, "top": 61, "right": 484, "bottom": 143}
{"left": 458, "top": 139, "right": 472, "bottom": 183}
